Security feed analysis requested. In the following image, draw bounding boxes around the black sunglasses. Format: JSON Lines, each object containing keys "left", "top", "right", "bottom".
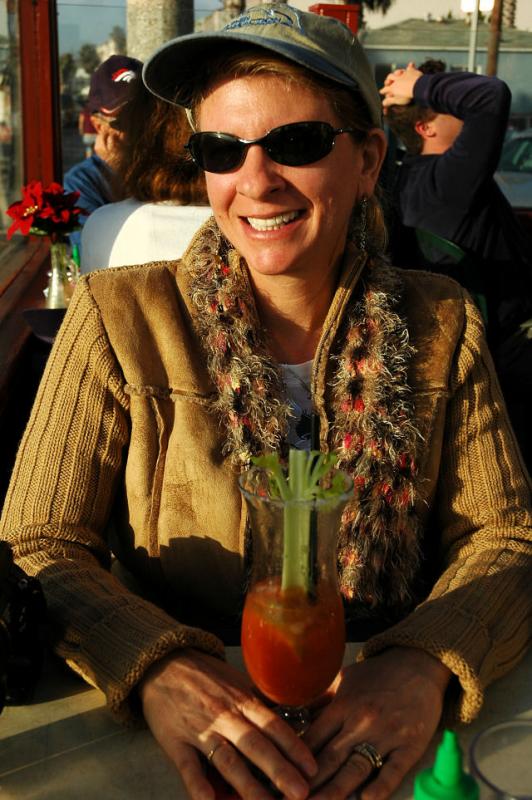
{"left": 186, "top": 121, "right": 356, "bottom": 174}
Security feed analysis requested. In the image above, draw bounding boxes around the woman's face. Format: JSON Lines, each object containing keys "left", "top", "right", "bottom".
{"left": 197, "top": 74, "right": 385, "bottom": 285}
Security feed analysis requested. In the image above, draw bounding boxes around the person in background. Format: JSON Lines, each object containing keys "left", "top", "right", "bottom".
{"left": 80, "top": 78, "right": 211, "bottom": 272}
{"left": 1, "top": 6, "right": 531, "bottom": 800}
{"left": 64, "top": 55, "right": 142, "bottom": 255}
{"left": 78, "top": 105, "right": 97, "bottom": 159}
{"left": 382, "top": 61, "right": 532, "bottom": 473}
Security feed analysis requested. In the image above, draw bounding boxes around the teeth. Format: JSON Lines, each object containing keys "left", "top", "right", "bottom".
{"left": 247, "top": 211, "right": 299, "bottom": 230}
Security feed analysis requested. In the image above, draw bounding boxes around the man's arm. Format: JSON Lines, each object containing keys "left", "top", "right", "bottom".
{"left": 381, "top": 66, "right": 511, "bottom": 203}
{"left": 426, "top": 72, "right": 509, "bottom": 202}
{"left": 416, "top": 70, "right": 510, "bottom": 184}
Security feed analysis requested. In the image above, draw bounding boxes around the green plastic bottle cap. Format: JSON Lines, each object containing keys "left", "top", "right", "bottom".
{"left": 414, "top": 729, "right": 479, "bottom": 800}
{"left": 72, "top": 243, "right": 80, "bottom": 267}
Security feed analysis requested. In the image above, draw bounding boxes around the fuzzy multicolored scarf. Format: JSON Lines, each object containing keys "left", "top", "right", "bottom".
{"left": 187, "top": 219, "right": 422, "bottom": 617}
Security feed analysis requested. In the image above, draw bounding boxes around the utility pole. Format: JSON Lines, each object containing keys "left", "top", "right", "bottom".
{"left": 486, "top": 0, "right": 503, "bottom": 76}
{"left": 467, "top": 0, "right": 480, "bottom": 72}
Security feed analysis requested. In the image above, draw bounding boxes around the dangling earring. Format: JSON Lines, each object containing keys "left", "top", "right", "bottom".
{"left": 357, "top": 195, "right": 368, "bottom": 252}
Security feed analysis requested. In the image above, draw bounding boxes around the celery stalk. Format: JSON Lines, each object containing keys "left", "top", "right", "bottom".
{"left": 252, "top": 449, "right": 341, "bottom": 595}
{"left": 281, "top": 451, "right": 312, "bottom": 592}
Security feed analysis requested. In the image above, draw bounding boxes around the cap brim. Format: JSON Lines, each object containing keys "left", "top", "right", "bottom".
{"left": 142, "top": 31, "right": 358, "bottom": 108}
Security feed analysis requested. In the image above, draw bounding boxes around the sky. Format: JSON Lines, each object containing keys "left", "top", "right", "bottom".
{"left": 56, "top": 0, "right": 532, "bottom": 54}
{"left": 364, "top": 0, "right": 532, "bottom": 31}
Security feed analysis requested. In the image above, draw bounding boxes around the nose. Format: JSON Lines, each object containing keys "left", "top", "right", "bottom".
{"left": 235, "top": 144, "right": 286, "bottom": 200}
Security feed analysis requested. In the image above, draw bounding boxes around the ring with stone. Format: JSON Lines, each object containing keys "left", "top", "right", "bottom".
{"left": 350, "top": 741, "right": 384, "bottom": 771}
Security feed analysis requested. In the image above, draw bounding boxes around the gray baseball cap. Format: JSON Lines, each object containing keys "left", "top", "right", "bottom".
{"left": 142, "top": 3, "right": 382, "bottom": 127}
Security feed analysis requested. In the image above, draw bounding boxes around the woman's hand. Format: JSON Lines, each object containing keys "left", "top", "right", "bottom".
{"left": 380, "top": 63, "right": 423, "bottom": 112}
{"left": 305, "top": 646, "right": 452, "bottom": 800}
{"left": 138, "top": 648, "right": 317, "bottom": 800}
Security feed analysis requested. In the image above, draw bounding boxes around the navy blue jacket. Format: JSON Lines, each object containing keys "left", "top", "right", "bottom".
{"left": 391, "top": 72, "right": 532, "bottom": 342}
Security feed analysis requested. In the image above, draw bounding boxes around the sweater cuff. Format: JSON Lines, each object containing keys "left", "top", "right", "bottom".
{"left": 65, "top": 600, "right": 225, "bottom": 726}
{"left": 360, "top": 602, "right": 488, "bottom": 723}
{"left": 412, "top": 73, "right": 436, "bottom": 108}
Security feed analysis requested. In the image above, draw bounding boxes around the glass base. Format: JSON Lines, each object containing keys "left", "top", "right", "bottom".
{"left": 275, "top": 704, "right": 310, "bottom": 736}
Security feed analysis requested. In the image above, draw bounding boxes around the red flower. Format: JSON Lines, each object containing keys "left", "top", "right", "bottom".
{"left": 5, "top": 180, "right": 86, "bottom": 241}
{"left": 6, "top": 181, "right": 44, "bottom": 239}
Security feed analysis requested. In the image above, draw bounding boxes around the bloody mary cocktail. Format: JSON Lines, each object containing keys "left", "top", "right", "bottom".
{"left": 242, "top": 577, "right": 345, "bottom": 707}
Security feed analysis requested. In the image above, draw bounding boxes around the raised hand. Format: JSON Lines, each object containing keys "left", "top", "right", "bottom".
{"left": 380, "top": 62, "right": 423, "bottom": 112}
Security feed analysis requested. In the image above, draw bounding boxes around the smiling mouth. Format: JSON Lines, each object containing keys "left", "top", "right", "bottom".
{"left": 246, "top": 211, "right": 301, "bottom": 231}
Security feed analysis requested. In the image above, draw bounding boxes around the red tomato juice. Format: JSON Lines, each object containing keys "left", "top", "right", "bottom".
{"left": 241, "top": 578, "right": 345, "bottom": 706}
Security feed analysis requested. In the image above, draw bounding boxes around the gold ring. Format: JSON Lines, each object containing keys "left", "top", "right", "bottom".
{"left": 206, "top": 742, "right": 222, "bottom": 763}
{"left": 351, "top": 742, "right": 384, "bottom": 771}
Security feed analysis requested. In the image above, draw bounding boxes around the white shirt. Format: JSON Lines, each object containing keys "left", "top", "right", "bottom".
{"left": 280, "top": 360, "right": 313, "bottom": 450}
{"left": 80, "top": 198, "right": 212, "bottom": 272}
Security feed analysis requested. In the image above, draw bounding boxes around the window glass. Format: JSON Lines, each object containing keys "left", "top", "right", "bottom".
{"left": 57, "top": 0, "right": 127, "bottom": 174}
{"left": 0, "top": 0, "right": 23, "bottom": 260}
{"left": 499, "top": 136, "right": 532, "bottom": 173}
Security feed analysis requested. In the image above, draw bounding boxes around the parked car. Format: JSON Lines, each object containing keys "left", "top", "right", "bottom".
{"left": 495, "top": 128, "right": 532, "bottom": 239}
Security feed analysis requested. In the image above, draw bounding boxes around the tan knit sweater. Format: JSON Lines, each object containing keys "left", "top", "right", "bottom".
{"left": 1, "top": 235, "right": 531, "bottom": 725}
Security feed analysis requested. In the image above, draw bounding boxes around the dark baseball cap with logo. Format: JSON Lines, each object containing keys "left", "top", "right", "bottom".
{"left": 142, "top": 2, "right": 382, "bottom": 127}
{"left": 87, "top": 55, "right": 142, "bottom": 116}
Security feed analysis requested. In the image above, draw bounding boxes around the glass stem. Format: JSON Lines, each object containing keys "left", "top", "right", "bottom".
{"left": 275, "top": 704, "right": 311, "bottom": 736}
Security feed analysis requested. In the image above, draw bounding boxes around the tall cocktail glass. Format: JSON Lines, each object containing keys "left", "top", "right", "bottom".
{"left": 239, "top": 462, "right": 352, "bottom": 733}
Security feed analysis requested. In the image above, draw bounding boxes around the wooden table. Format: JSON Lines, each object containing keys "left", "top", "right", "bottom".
{"left": 1, "top": 645, "right": 531, "bottom": 799}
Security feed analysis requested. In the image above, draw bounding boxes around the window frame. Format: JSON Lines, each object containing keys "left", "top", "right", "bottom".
{"left": 19, "top": 0, "right": 61, "bottom": 186}
{"left": 0, "top": 0, "right": 60, "bottom": 409}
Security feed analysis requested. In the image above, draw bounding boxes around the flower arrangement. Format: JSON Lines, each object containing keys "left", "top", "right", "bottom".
{"left": 5, "top": 180, "right": 85, "bottom": 242}
{"left": 5, "top": 181, "right": 86, "bottom": 309}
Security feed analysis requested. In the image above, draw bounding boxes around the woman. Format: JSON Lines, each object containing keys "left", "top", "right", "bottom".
{"left": 1, "top": 5, "right": 531, "bottom": 800}
{"left": 80, "top": 78, "right": 211, "bottom": 272}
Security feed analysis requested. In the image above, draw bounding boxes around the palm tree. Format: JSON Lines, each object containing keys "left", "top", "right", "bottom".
{"left": 359, "top": 0, "right": 395, "bottom": 27}
{"left": 361, "top": 0, "right": 394, "bottom": 11}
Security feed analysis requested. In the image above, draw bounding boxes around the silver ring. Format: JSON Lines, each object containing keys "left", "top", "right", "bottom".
{"left": 350, "top": 742, "right": 384, "bottom": 771}
{"left": 206, "top": 742, "right": 223, "bottom": 763}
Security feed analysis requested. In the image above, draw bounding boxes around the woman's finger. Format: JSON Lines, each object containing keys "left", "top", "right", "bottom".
{"left": 239, "top": 696, "right": 317, "bottom": 778}
{"left": 311, "top": 742, "right": 419, "bottom": 800}
{"left": 171, "top": 742, "right": 216, "bottom": 800}
{"left": 209, "top": 741, "right": 274, "bottom": 800}
{"left": 310, "top": 750, "right": 375, "bottom": 799}
{"left": 210, "top": 707, "right": 313, "bottom": 799}
{"left": 309, "top": 728, "right": 387, "bottom": 793}
{"left": 360, "top": 748, "right": 420, "bottom": 800}
{"left": 304, "top": 695, "right": 344, "bottom": 755}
